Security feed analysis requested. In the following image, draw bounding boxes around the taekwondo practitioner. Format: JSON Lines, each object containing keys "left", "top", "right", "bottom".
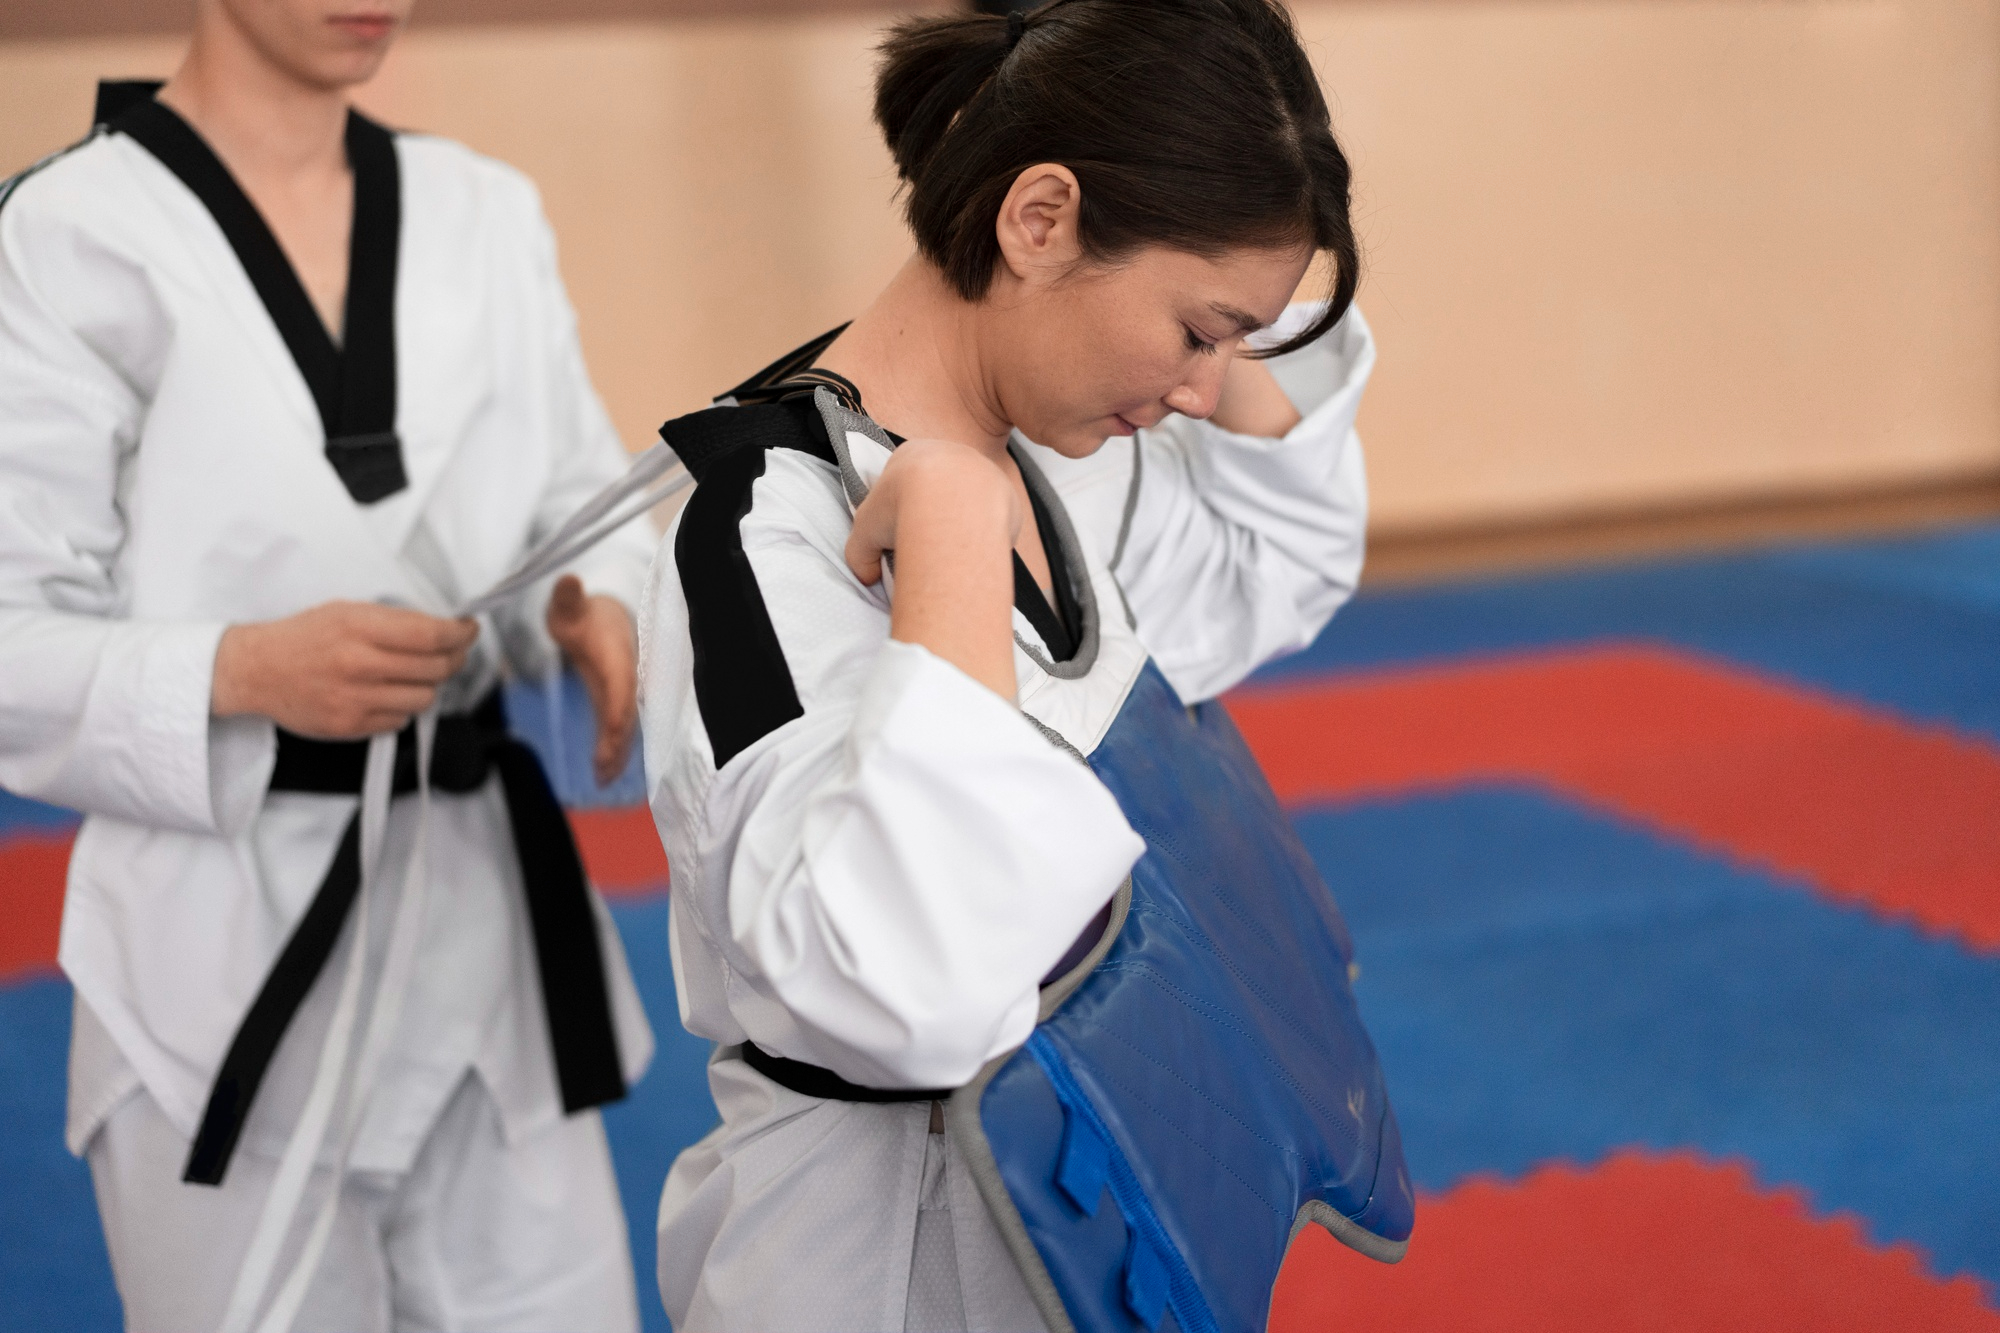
{"left": 639, "top": 1, "right": 1410, "bottom": 1329}
{"left": 0, "top": 1, "right": 656, "bottom": 1329}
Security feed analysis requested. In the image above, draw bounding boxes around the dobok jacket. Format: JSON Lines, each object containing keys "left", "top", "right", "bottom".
{"left": 0, "top": 102, "right": 653, "bottom": 1176}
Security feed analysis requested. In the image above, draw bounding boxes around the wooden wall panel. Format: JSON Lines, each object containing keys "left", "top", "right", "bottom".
{"left": 3, "top": 1, "right": 1996, "bottom": 532}
{"left": 1299, "top": 0, "right": 2000, "bottom": 528}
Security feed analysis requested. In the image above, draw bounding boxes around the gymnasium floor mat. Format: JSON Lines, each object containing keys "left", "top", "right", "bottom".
{"left": 4, "top": 521, "right": 1994, "bottom": 1331}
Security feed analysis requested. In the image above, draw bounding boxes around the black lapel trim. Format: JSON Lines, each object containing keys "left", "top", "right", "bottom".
{"left": 1011, "top": 468, "right": 1080, "bottom": 661}
{"left": 328, "top": 112, "right": 403, "bottom": 501}
{"left": 1013, "top": 551, "right": 1075, "bottom": 662}
{"left": 664, "top": 397, "right": 839, "bottom": 768}
{"left": 111, "top": 96, "right": 407, "bottom": 504}
{"left": 94, "top": 79, "right": 164, "bottom": 127}
{"left": 676, "top": 444, "right": 806, "bottom": 769}
{"left": 659, "top": 399, "right": 837, "bottom": 484}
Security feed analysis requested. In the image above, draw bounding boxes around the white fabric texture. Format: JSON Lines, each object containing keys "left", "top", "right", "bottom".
{"left": 656, "top": 1052, "right": 1046, "bottom": 1333}
{"left": 86, "top": 1071, "right": 638, "bottom": 1333}
{"left": 0, "top": 126, "right": 655, "bottom": 1170}
{"left": 641, "top": 305, "right": 1370, "bottom": 1332}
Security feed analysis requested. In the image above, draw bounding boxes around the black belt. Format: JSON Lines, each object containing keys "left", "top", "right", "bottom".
{"left": 183, "top": 691, "right": 626, "bottom": 1185}
{"left": 740, "top": 1041, "right": 951, "bottom": 1104}
{"left": 735, "top": 900, "right": 1115, "bottom": 1106}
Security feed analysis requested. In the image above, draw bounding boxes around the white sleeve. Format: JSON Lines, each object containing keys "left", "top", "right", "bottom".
{"left": 0, "top": 194, "right": 263, "bottom": 835}
{"left": 488, "top": 178, "right": 656, "bottom": 677}
{"left": 666, "top": 471, "right": 1143, "bottom": 1089}
{"left": 1112, "top": 303, "right": 1374, "bottom": 702}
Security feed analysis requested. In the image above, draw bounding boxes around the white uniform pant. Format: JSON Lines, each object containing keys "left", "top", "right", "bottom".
{"left": 659, "top": 1051, "right": 1047, "bottom": 1333}
{"left": 86, "top": 1075, "right": 639, "bottom": 1333}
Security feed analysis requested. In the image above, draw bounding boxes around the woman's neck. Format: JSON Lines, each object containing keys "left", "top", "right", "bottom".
{"left": 816, "top": 255, "right": 1012, "bottom": 459}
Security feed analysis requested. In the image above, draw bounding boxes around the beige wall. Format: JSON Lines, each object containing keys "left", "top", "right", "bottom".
{"left": 3, "top": 1, "right": 1996, "bottom": 532}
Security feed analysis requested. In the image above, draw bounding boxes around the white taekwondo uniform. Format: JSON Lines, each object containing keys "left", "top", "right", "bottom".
{"left": 638, "top": 303, "right": 1373, "bottom": 1332}
{"left": 0, "top": 89, "right": 653, "bottom": 1331}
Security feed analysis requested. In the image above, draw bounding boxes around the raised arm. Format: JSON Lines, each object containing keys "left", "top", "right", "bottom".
{"left": 1102, "top": 302, "right": 1374, "bottom": 701}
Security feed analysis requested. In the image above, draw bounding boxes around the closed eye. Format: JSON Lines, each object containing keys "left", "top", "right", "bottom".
{"left": 1183, "top": 325, "right": 1219, "bottom": 355}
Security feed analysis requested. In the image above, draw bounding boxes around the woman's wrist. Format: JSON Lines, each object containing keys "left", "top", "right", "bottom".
{"left": 210, "top": 623, "right": 264, "bottom": 718}
{"left": 1209, "top": 354, "right": 1302, "bottom": 438}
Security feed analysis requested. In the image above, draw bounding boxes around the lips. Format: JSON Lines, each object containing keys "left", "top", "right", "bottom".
{"left": 329, "top": 14, "right": 398, "bottom": 41}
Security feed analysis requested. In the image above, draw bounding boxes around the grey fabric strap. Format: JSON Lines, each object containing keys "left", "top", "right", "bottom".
{"left": 1008, "top": 444, "right": 1100, "bottom": 679}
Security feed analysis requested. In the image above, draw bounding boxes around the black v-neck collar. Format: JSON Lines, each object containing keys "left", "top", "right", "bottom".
{"left": 1013, "top": 480, "right": 1080, "bottom": 662}
{"left": 111, "top": 88, "right": 408, "bottom": 504}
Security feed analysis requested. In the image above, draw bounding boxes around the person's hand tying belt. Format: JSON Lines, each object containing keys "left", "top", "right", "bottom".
{"left": 211, "top": 601, "right": 478, "bottom": 739}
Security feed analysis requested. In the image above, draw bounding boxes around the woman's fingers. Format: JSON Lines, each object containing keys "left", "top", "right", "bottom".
{"left": 545, "top": 584, "right": 639, "bottom": 786}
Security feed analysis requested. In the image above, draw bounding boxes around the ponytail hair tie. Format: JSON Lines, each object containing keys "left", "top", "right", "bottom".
{"left": 1006, "top": 9, "right": 1027, "bottom": 49}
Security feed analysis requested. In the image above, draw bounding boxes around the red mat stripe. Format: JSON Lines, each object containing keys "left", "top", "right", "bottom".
{"left": 0, "top": 808, "right": 667, "bottom": 984}
{"left": 1271, "top": 1150, "right": 1999, "bottom": 1332}
{"left": 9, "top": 643, "right": 1995, "bottom": 980}
{"left": 1227, "top": 643, "right": 2000, "bottom": 950}
{"left": 0, "top": 835, "right": 68, "bottom": 982}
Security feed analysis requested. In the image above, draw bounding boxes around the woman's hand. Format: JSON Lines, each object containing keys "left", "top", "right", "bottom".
{"left": 212, "top": 602, "right": 479, "bottom": 739}
{"left": 846, "top": 438, "right": 1022, "bottom": 699}
{"left": 546, "top": 574, "right": 639, "bottom": 785}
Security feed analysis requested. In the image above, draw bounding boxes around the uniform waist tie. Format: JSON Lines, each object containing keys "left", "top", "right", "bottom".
{"left": 182, "top": 690, "right": 625, "bottom": 1187}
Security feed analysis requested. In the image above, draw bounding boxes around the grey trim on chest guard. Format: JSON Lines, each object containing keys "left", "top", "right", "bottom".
{"left": 814, "top": 386, "right": 1103, "bottom": 678}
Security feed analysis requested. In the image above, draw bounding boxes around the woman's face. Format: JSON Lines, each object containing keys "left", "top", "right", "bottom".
{"left": 988, "top": 239, "right": 1314, "bottom": 458}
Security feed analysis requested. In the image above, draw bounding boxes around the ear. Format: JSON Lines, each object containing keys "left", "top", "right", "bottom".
{"left": 994, "top": 163, "right": 1083, "bottom": 285}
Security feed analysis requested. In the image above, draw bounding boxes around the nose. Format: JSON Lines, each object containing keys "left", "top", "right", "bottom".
{"left": 1163, "top": 355, "right": 1227, "bottom": 420}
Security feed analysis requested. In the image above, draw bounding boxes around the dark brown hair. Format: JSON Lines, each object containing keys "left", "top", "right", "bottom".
{"left": 876, "top": 0, "right": 1358, "bottom": 355}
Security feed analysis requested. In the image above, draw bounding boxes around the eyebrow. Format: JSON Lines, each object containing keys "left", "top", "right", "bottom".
{"left": 1208, "top": 303, "right": 1269, "bottom": 335}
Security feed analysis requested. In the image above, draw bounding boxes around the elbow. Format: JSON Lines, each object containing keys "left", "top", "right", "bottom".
{"left": 772, "top": 966, "right": 1034, "bottom": 1090}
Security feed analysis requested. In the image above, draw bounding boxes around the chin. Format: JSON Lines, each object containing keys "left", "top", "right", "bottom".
{"left": 1044, "top": 426, "right": 1114, "bottom": 459}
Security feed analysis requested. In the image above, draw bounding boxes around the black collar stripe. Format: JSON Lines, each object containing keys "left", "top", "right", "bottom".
{"left": 1015, "top": 476, "right": 1080, "bottom": 662}
{"left": 110, "top": 89, "right": 407, "bottom": 504}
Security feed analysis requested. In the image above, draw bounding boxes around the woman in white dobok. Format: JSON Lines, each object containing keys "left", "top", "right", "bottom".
{"left": 640, "top": 1, "right": 1375, "bottom": 1328}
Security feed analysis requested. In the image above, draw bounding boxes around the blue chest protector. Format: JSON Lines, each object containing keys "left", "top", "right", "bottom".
{"left": 951, "top": 661, "right": 1413, "bottom": 1333}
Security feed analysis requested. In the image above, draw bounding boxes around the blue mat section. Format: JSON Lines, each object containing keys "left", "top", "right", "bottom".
{"left": 0, "top": 977, "right": 119, "bottom": 1333}
{"left": 1256, "top": 521, "right": 2000, "bottom": 743}
{"left": 600, "top": 898, "right": 719, "bottom": 1333}
{"left": 0, "top": 788, "right": 78, "bottom": 835}
{"left": 1295, "top": 785, "right": 2000, "bottom": 1287}
{"left": 0, "top": 899, "right": 710, "bottom": 1333}
{"left": 504, "top": 672, "right": 648, "bottom": 809}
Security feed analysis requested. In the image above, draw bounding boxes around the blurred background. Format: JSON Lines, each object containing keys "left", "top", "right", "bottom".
{"left": 1, "top": 1, "right": 1996, "bottom": 1330}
